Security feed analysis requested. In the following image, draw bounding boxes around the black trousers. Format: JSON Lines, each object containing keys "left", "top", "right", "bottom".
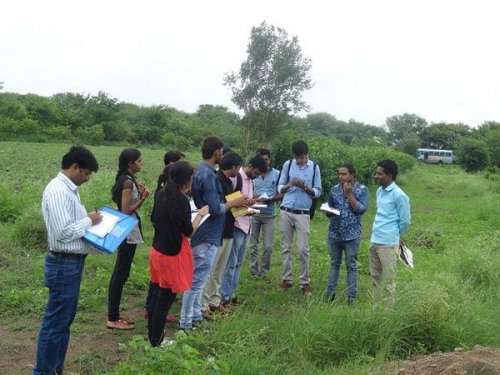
{"left": 107, "top": 241, "right": 137, "bottom": 321}
{"left": 147, "top": 283, "right": 177, "bottom": 347}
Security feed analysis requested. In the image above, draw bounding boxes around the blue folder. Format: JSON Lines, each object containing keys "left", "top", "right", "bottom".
{"left": 83, "top": 206, "right": 139, "bottom": 254}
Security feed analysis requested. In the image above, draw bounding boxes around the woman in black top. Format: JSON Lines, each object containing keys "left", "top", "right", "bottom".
{"left": 107, "top": 148, "right": 150, "bottom": 330}
{"left": 148, "top": 161, "right": 208, "bottom": 346}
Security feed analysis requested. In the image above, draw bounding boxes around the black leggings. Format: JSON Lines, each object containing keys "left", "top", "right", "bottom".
{"left": 107, "top": 242, "right": 137, "bottom": 321}
{"left": 147, "top": 283, "right": 177, "bottom": 346}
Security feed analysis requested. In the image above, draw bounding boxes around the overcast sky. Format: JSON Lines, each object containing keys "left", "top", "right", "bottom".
{"left": 1, "top": 0, "right": 499, "bottom": 127}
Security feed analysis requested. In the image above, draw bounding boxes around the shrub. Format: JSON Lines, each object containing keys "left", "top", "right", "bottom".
{"left": 108, "top": 334, "right": 229, "bottom": 374}
{"left": 0, "top": 186, "right": 18, "bottom": 222}
{"left": 457, "top": 138, "right": 490, "bottom": 172}
{"left": 9, "top": 206, "right": 47, "bottom": 249}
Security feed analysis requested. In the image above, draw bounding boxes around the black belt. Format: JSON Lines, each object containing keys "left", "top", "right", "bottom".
{"left": 48, "top": 250, "right": 87, "bottom": 260}
{"left": 281, "top": 206, "right": 310, "bottom": 215}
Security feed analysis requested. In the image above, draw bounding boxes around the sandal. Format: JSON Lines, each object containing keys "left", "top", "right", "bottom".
{"left": 107, "top": 319, "right": 134, "bottom": 330}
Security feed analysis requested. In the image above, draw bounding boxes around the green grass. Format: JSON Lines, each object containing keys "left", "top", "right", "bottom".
{"left": 0, "top": 141, "right": 499, "bottom": 374}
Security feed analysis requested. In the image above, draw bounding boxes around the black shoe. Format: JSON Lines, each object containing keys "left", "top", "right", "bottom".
{"left": 324, "top": 293, "right": 336, "bottom": 303}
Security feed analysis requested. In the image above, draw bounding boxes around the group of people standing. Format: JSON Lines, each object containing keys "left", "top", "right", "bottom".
{"left": 33, "top": 138, "right": 410, "bottom": 374}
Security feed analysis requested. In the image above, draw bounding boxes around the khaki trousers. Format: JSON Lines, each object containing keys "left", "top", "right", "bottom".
{"left": 201, "top": 238, "right": 233, "bottom": 310}
{"left": 369, "top": 243, "right": 399, "bottom": 307}
{"left": 280, "top": 210, "right": 311, "bottom": 285}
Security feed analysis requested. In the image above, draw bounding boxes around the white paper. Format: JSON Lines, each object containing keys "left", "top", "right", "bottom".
{"left": 320, "top": 202, "right": 340, "bottom": 216}
{"left": 86, "top": 211, "right": 120, "bottom": 238}
{"left": 251, "top": 204, "right": 267, "bottom": 209}
{"left": 258, "top": 192, "right": 270, "bottom": 200}
{"left": 248, "top": 208, "right": 260, "bottom": 215}
{"left": 190, "top": 200, "right": 210, "bottom": 226}
{"left": 399, "top": 244, "right": 414, "bottom": 269}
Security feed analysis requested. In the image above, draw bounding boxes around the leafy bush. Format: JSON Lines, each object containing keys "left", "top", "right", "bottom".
{"left": 107, "top": 334, "right": 229, "bottom": 374}
{"left": 457, "top": 138, "right": 490, "bottom": 172}
{"left": 8, "top": 206, "right": 47, "bottom": 249}
{"left": 0, "top": 186, "right": 18, "bottom": 222}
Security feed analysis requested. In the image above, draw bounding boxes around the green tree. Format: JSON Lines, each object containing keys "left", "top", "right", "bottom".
{"left": 394, "top": 134, "right": 422, "bottom": 156}
{"left": 0, "top": 93, "right": 28, "bottom": 120}
{"left": 386, "top": 113, "right": 427, "bottom": 144}
{"left": 224, "top": 21, "right": 313, "bottom": 155}
{"left": 476, "top": 121, "right": 500, "bottom": 167}
{"left": 457, "top": 138, "right": 490, "bottom": 172}
{"left": 421, "top": 122, "right": 470, "bottom": 150}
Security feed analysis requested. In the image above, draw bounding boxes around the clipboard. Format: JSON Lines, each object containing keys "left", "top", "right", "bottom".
{"left": 83, "top": 206, "right": 139, "bottom": 254}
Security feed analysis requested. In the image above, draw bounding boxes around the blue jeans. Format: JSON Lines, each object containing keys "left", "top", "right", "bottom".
{"left": 33, "top": 253, "right": 86, "bottom": 375}
{"left": 220, "top": 228, "right": 249, "bottom": 302}
{"left": 326, "top": 238, "right": 360, "bottom": 300}
{"left": 179, "top": 243, "right": 217, "bottom": 329}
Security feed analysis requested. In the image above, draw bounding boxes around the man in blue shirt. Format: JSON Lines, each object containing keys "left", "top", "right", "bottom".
{"left": 325, "top": 163, "right": 369, "bottom": 304}
{"left": 249, "top": 148, "right": 282, "bottom": 278}
{"left": 370, "top": 159, "right": 411, "bottom": 307}
{"left": 278, "top": 140, "right": 322, "bottom": 296}
{"left": 179, "top": 137, "right": 247, "bottom": 330}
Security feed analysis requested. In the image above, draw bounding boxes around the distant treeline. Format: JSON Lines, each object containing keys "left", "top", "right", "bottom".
{"left": 0, "top": 91, "right": 498, "bottom": 171}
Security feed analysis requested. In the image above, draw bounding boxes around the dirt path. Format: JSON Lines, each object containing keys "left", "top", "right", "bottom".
{"left": 395, "top": 346, "right": 500, "bottom": 375}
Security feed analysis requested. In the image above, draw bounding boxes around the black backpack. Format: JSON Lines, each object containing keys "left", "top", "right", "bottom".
{"left": 282, "top": 159, "right": 319, "bottom": 219}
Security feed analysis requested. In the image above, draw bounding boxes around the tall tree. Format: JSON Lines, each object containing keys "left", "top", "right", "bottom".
{"left": 224, "top": 21, "right": 312, "bottom": 154}
{"left": 386, "top": 113, "right": 428, "bottom": 144}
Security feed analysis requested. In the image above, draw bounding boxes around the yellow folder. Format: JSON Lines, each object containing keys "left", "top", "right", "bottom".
{"left": 225, "top": 190, "right": 248, "bottom": 218}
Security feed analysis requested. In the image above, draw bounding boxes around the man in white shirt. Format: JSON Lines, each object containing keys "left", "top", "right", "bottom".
{"left": 33, "top": 146, "right": 102, "bottom": 375}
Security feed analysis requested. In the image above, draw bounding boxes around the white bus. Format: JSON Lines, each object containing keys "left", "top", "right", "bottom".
{"left": 416, "top": 148, "right": 454, "bottom": 164}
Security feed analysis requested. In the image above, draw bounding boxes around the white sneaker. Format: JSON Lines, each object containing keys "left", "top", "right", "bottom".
{"left": 160, "top": 337, "right": 176, "bottom": 347}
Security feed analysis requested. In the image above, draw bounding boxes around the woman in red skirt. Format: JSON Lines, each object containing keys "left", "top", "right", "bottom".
{"left": 148, "top": 161, "right": 208, "bottom": 346}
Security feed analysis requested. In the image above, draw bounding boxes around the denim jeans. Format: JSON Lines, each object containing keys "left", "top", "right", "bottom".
{"left": 220, "top": 228, "right": 249, "bottom": 302}
{"left": 108, "top": 242, "right": 137, "bottom": 321}
{"left": 179, "top": 243, "right": 217, "bottom": 329}
{"left": 326, "top": 238, "right": 360, "bottom": 300}
{"left": 33, "top": 253, "right": 86, "bottom": 375}
{"left": 249, "top": 214, "right": 275, "bottom": 277}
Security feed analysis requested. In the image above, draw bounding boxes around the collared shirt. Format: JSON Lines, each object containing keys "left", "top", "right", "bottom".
{"left": 371, "top": 181, "right": 411, "bottom": 245}
{"left": 327, "top": 181, "right": 369, "bottom": 241}
{"left": 191, "top": 160, "right": 226, "bottom": 247}
{"left": 41, "top": 172, "right": 93, "bottom": 254}
{"left": 231, "top": 168, "right": 254, "bottom": 235}
{"left": 278, "top": 159, "right": 322, "bottom": 211}
{"left": 253, "top": 168, "right": 280, "bottom": 215}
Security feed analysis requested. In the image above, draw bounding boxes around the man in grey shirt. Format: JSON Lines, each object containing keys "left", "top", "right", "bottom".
{"left": 33, "top": 146, "right": 102, "bottom": 375}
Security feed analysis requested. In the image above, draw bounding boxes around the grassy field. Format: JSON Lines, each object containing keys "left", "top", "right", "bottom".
{"left": 0, "top": 141, "right": 499, "bottom": 374}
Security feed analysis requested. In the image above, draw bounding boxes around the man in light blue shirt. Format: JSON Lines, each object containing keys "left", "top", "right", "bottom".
{"left": 249, "top": 148, "right": 282, "bottom": 278}
{"left": 278, "top": 140, "right": 322, "bottom": 296}
{"left": 370, "top": 159, "right": 410, "bottom": 306}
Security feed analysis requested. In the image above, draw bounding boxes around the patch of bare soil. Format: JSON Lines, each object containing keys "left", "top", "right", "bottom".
{"left": 396, "top": 346, "right": 500, "bottom": 375}
{"left": 0, "top": 307, "right": 145, "bottom": 375}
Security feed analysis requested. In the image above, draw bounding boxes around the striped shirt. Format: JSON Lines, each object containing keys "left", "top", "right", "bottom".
{"left": 41, "top": 172, "right": 93, "bottom": 254}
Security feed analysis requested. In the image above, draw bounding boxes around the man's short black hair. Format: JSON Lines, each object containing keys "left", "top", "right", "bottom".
{"left": 220, "top": 152, "right": 243, "bottom": 171}
{"left": 164, "top": 150, "right": 185, "bottom": 165}
{"left": 377, "top": 159, "right": 398, "bottom": 180}
{"left": 201, "top": 137, "right": 224, "bottom": 160}
{"left": 291, "top": 140, "right": 309, "bottom": 156}
{"left": 248, "top": 155, "right": 268, "bottom": 174}
{"left": 61, "top": 146, "right": 99, "bottom": 172}
{"left": 256, "top": 148, "right": 271, "bottom": 158}
{"left": 339, "top": 162, "right": 356, "bottom": 178}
